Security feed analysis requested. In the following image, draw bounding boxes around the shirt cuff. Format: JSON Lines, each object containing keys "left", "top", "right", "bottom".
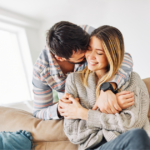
{"left": 51, "top": 103, "right": 64, "bottom": 120}
{"left": 108, "top": 76, "right": 125, "bottom": 89}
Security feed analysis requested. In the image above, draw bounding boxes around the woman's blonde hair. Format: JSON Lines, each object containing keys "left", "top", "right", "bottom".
{"left": 82, "top": 25, "right": 125, "bottom": 98}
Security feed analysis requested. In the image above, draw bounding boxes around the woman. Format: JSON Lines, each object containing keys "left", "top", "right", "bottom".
{"left": 63, "top": 25, "right": 150, "bottom": 150}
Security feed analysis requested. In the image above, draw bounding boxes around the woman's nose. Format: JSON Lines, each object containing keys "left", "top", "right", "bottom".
{"left": 88, "top": 51, "right": 96, "bottom": 60}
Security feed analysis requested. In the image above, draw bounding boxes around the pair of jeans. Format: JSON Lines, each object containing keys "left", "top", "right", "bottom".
{"left": 88, "top": 128, "right": 150, "bottom": 150}
{"left": 0, "top": 130, "right": 33, "bottom": 150}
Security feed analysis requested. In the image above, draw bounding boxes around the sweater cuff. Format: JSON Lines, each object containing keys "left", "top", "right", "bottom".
{"left": 87, "top": 109, "right": 102, "bottom": 129}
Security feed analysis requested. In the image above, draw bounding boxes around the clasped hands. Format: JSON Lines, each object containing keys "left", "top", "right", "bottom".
{"left": 58, "top": 90, "right": 134, "bottom": 119}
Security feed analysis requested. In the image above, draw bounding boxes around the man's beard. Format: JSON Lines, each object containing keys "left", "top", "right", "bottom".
{"left": 67, "top": 58, "right": 87, "bottom": 64}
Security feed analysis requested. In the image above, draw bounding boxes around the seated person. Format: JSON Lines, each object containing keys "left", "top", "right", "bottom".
{"left": 61, "top": 25, "right": 150, "bottom": 150}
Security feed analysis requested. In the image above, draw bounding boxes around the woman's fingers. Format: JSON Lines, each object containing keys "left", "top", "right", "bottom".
{"left": 111, "top": 107, "right": 119, "bottom": 114}
{"left": 102, "top": 109, "right": 108, "bottom": 114}
{"left": 61, "top": 98, "right": 72, "bottom": 103}
{"left": 75, "top": 98, "right": 79, "bottom": 101}
{"left": 92, "top": 104, "right": 98, "bottom": 110}
{"left": 61, "top": 93, "right": 71, "bottom": 99}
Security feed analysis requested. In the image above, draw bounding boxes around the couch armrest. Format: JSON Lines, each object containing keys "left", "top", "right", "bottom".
{"left": 0, "top": 106, "right": 68, "bottom": 142}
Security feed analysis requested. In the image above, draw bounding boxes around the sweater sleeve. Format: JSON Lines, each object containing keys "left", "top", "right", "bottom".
{"left": 64, "top": 74, "right": 98, "bottom": 145}
{"left": 87, "top": 81, "right": 149, "bottom": 133}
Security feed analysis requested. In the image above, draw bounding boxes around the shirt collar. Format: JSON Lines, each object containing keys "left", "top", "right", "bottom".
{"left": 48, "top": 47, "right": 86, "bottom": 76}
{"left": 48, "top": 50, "right": 64, "bottom": 77}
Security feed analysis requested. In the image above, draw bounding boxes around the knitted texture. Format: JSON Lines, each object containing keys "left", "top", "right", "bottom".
{"left": 64, "top": 72, "right": 150, "bottom": 150}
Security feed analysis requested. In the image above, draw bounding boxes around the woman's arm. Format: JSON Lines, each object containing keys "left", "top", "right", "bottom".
{"left": 64, "top": 73, "right": 98, "bottom": 145}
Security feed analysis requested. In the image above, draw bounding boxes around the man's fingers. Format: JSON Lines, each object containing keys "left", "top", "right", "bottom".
{"left": 123, "top": 92, "right": 134, "bottom": 99}
{"left": 124, "top": 101, "right": 134, "bottom": 108}
{"left": 117, "top": 91, "right": 130, "bottom": 96}
{"left": 125, "top": 97, "right": 134, "bottom": 103}
{"left": 92, "top": 105, "right": 98, "bottom": 110}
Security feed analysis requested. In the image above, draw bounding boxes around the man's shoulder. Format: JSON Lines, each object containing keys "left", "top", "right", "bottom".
{"left": 33, "top": 47, "right": 53, "bottom": 75}
{"left": 79, "top": 25, "right": 95, "bottom": 35}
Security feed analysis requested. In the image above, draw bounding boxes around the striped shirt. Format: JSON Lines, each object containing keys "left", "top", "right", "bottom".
{"left": 32, "top": 25, "right": 133, "bottom": 120}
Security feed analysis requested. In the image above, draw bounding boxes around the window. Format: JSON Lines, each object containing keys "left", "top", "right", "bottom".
{"left": 0, "top": 22, "right": 33, "bottom": 104}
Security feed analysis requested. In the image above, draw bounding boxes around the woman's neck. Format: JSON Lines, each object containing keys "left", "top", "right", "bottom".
{"left": 95, "top": 69, "right": 107, "bottom": 82}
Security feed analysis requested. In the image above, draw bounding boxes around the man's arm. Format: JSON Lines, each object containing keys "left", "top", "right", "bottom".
{"left": 109, "top": 52, "right": 133, "bottom": 89}
{"left": 32, "top": 50, "right": 60, "bottom": 120}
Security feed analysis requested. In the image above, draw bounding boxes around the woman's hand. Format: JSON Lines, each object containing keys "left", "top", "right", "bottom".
{"left": 59, "top": 96, "right": 86, "bottom": 119}
{"left": 116, "top": 91, "right": 134, "bottom": 109}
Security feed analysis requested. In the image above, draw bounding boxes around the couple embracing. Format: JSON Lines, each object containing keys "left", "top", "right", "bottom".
{"left": 33, "top": 21, "right": 150, "bottom": 150}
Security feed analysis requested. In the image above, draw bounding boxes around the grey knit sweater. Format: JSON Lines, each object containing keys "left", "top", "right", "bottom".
{"left": 63, "top": 72, "right": 150, "bottom": 150}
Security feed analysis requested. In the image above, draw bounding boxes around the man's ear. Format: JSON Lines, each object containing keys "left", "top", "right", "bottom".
{"left": 55, "top": 55, "right": 66, "bottom": 61}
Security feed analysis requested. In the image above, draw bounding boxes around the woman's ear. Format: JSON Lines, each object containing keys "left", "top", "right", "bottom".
{"left": 55, "top": 55, "right": 66, "bottom": 61}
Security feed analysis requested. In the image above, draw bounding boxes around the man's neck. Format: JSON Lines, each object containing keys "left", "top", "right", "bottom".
{"left": 57, "top": 60, "right": 75, "bottom": 75}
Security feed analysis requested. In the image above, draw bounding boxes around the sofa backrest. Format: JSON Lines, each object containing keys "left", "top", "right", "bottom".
{"left": 143, "top": 78, "right": 150, "bottom": 120}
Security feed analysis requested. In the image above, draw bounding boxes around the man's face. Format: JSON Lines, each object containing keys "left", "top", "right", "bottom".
{"left": 67, "top": 50, "right": 86, "bottom": 64}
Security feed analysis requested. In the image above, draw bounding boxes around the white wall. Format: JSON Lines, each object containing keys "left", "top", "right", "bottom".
{"left": 1, "top": 0, "right": 150, "bottom": 79}
{"left": 39, "top": 0, "right": 150, "bottom": 79}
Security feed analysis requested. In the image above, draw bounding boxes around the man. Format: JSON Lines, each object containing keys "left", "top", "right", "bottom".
{"left": 32, "top": 21, "right": 133, "bottom": 120}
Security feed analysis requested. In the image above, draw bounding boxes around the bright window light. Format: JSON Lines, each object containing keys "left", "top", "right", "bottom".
{"left": 0, "top": 29, "right": 31, "bottom": 104}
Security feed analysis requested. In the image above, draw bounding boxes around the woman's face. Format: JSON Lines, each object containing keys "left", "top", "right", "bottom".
{"left": 86, "top": 36, "right": 108, "bottom": 72}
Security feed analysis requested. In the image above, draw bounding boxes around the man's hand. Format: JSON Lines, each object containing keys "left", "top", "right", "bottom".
{"left": 92, "top": 90, "right": 122, "bottom": 114}
{"left": 116, "top": 91, "right": 134, "bottom": 109}
{"left": 58, "top": 96, "right": 82, "bottom": 119}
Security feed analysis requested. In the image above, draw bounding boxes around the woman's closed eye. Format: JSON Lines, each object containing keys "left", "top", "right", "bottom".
{"left": 97, "top": 53, "right": 103, "bottom": 55}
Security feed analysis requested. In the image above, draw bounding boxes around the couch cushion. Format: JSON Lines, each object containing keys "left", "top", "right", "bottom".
{"left": 33, "top": 141, "right": 77, "bottom": 150}
{"left": 0, "top": 106, "right": 68, "bottom": 142}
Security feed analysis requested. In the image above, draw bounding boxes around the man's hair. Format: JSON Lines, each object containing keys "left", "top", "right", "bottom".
{"left": 46, "top": 21, "right": 90, "bottom": 59}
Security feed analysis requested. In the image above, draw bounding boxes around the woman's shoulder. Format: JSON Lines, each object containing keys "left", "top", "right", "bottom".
{"left": 122, "top": 72, "right": 148, "bottom": 94}
{"left": 66, "top": 72, "right": 82, "bottom": 83}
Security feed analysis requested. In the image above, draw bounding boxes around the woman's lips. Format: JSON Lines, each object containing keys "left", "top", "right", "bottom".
{"left": 89, "top": 61, "right": 98, "bottom": 66}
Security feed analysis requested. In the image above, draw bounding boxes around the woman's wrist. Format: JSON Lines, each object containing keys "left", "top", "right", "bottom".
{"left": 78, "top": 107, "right": 88, "bottom": 120}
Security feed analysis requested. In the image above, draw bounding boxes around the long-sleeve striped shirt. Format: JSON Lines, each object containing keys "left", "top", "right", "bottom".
{"left": 32, "top": 25, "right": 133, "bottom": 120}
